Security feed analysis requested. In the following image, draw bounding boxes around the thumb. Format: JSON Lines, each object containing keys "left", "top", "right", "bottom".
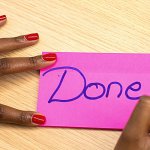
{"left": 0, "top": 104, "right": 46, "bottom": 126}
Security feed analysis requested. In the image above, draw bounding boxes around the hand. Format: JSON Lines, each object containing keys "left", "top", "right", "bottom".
{"left": 115, "top": 96, "right": 150, "bottom": 150}
{"left": 0, "top": 15, "right": 57, "bottom": 126}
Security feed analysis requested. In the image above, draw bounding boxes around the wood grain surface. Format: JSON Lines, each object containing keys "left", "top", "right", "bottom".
{"left": 0, "top": 0, "right": 149, "bottom": 149}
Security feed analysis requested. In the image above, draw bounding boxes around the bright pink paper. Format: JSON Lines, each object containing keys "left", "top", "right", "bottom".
{"left": 37, "top": 52, "right": 150, "bottom": 129}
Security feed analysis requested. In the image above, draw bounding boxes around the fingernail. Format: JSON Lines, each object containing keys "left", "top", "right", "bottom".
{"left": 0, "top": 15, "right": 6, "bottom": 21}
{"left": 32, "top": 114, "right": 46, "bottom": 125}
{"left": 24, "top": 33, "right": 39, "bottom": 41}
{"left": 42, "top": 53, "right": 57, "bottom": 61}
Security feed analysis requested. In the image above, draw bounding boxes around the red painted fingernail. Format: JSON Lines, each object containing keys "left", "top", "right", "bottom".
{"left": 32, "top": 114, "right": 46, "bottom": 125}
{"left": 42, "top": 53, "right": 57, "bottom": 61}
{"left": 0, "top": 15, "right": 6, "bottom": 21}
{"left": 24, "top": 33, "right": 39, "bottom": 41}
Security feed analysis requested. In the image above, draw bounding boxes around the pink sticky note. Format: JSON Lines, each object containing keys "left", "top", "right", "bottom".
{"left": 37, "top": 52, "right": 150, "bottom": 129}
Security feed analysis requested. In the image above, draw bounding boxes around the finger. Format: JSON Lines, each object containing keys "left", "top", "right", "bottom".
{"left": 0, "top": 15, "right": 7, "bottom": 27}
{"left": 0, "top": 104, "right": 46, "bottom": 126}
{"left": 123, "top": 96, "right": 150, "bottom": 137}
{"left": 0, "top": 53, "right": 57, "bottom": 75}
{"left": 0, "top": 33, "right": 39, "bottom": 53}
{"left": 120, "top": 96, "right": 150, "bottom": 139}
{"left": 115, "top": 96, "right": 150, "bottom": 150}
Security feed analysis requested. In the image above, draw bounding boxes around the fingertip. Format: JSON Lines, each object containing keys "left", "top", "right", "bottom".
{"left": 12, "top": 33, "right": 39, "bottom": 49}
{"left": 0, "top": 15, "right": 7, "bottom": 27}
{"left": 42, "top": 53, "right": 57, "bottom": 62}
{"left": 40, "top": 53, "right": 57, "bottom": 69}
{"left": 17, "top": 33, "right": 39, "bottom": 43}
{"left": 24, "top": 33, "right": 39, "bottom": 41}
{"left": 34, "top": 53, "right": 57, "bottom": 70}
{"left": 31, "top": 113, "right": 46, "bottom": 126}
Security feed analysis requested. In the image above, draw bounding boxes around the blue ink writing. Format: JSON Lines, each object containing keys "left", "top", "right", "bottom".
{"left": 125, "top": 81, "right": 141, "bottom": 100}
{"left": 84, "top": 83, "right": 106, "bottom": 100}
{"left": 106, "top": 82, "right": 123, "bottom": 98}
{"left": 48, "top": 70, "right": 67, "bottom": 103}
{"left": 43, "top": 66, "right": 86, "bottom": 103}
{"left": 43, "top": 66, "right": 142, "bottom": 103}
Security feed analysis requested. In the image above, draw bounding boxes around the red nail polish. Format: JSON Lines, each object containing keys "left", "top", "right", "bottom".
{"left": 24, "top": 33, "right": 39, "bottom": 41}
{"left": 0, "top": 15, "right": 6, "bottom": 21}
{"left": 32, "top": 114, "right": 46, "bottom": 125}
{"left": 42, "top": 53, "right": 57, "bottom": 61}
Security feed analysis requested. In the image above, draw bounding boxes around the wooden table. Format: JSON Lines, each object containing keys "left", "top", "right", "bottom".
{"left": 0, "top": 1, "right": 149, "bottom": 149}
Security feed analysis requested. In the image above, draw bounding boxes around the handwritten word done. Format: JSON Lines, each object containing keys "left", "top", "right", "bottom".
{"left": 42, "top": 66, "right": 142, "bottom": 103}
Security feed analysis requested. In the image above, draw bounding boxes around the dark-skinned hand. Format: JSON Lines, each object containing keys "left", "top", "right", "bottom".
{"left": 0, "top": 15, "right": 57, "bottom": 126}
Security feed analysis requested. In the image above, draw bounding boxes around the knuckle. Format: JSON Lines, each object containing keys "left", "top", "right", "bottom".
{"left": 28, "top": 57, "right": 38, "bottom": 68}
{"left": 12, "top": 36, "right": 26, "bottom": 49}
{"left": 19, "top": 111, "right": 31, "bottom": 124}
{"left": 14, "top": 36, "right": 23, "bottom": 43}
{"left": 0, "top": 58, "right": 10, "bottom": 73}
{"left": 14, "top": 36, "right": 21, "bottom": 42}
